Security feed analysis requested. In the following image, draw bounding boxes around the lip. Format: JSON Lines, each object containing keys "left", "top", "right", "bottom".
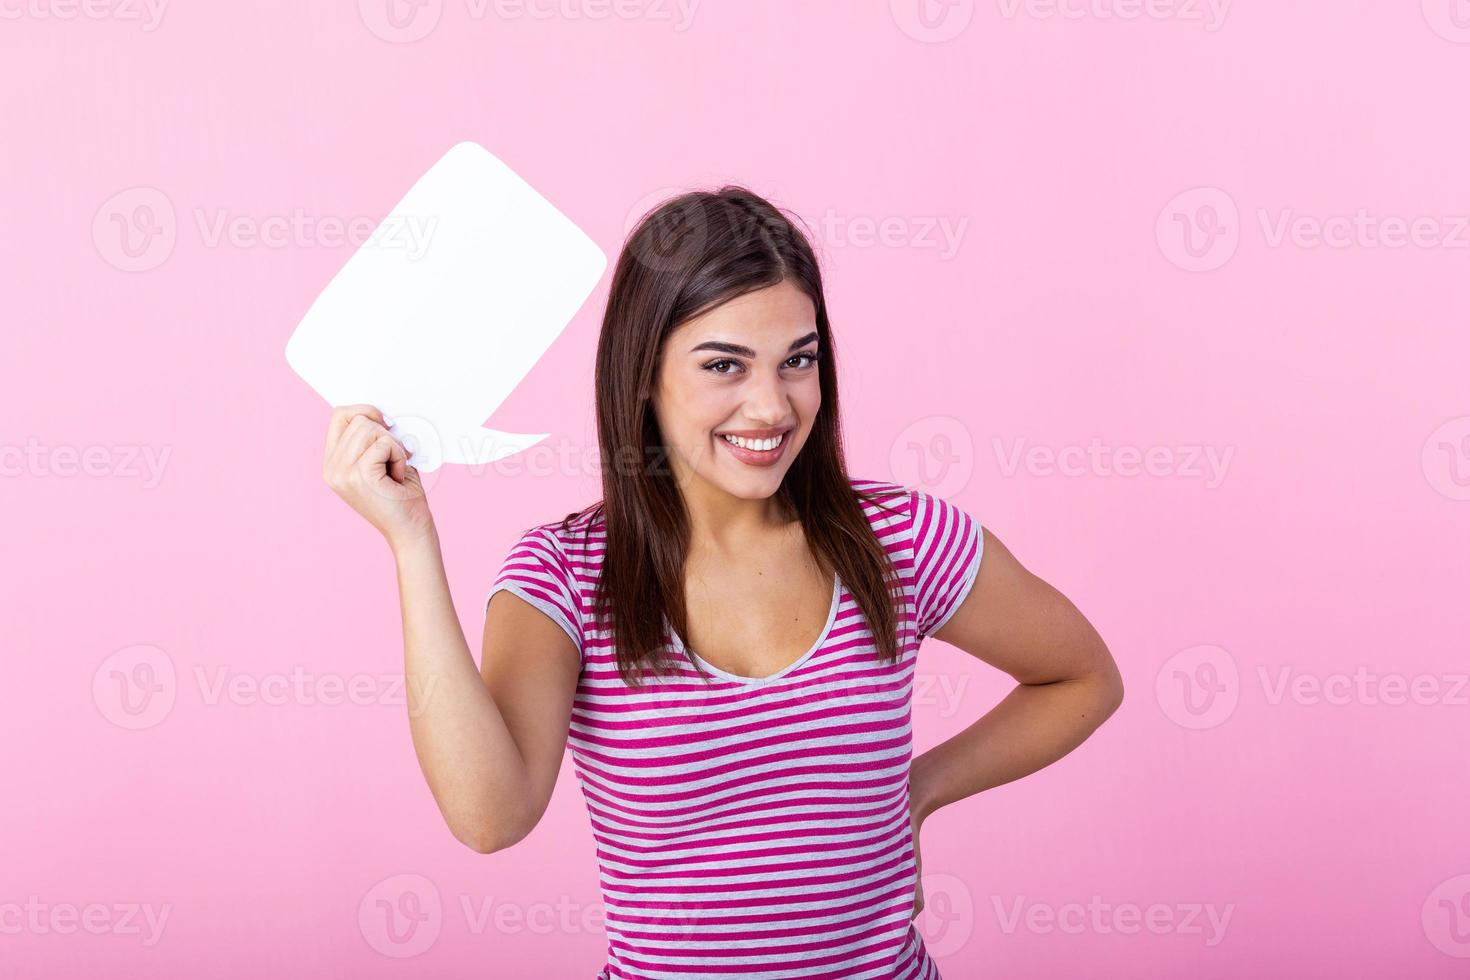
{"left": 716, "top": 429, "right": 792, "bottom": 468}
{"left": 715, "top": 425, "right": 793, "bottom": 439}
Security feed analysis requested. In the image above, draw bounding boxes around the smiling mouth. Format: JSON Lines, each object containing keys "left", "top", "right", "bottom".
{"left": 715, "top": 428, "right": 794, "bottom": 467}
{"left": 718, "top": 431, "right": 788, "bottom": 452}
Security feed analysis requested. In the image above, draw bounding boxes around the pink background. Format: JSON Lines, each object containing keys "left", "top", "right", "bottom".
{"left": 4, "top": 1, "right": 1469, "bottom": 977}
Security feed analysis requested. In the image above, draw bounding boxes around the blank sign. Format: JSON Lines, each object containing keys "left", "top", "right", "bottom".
{"left": 286, "top": 141, "right": 607, "bottom": 472}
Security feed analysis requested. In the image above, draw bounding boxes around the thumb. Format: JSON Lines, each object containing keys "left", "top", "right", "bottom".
{"left": 384, "top": 433, "right": 409, "bottom": 484}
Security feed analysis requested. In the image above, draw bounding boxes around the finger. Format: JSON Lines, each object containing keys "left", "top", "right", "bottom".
{"left": 332, "top": 414, "right": 388, "bottom": 473}
{"left": 355, "top": 430, "right": 395, "bottom": 473}
{"left": 325, "top": 404, "right": 387, "bottom": 457}
{"left": 380, "top": 433, "right": 409, "bottom": 484}
{"left": 352, "top": 428, "right": 413, "bottom": 486}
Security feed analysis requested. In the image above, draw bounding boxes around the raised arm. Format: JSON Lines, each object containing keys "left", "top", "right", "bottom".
{"left": 321, "top": 404, "right": 579, "bottom": 853}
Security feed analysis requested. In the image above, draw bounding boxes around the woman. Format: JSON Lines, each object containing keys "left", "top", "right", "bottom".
{"left": 322, "top": 188, "right": 1125, "bottom": 978}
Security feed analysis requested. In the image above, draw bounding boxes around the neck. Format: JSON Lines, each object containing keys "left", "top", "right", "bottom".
{"left": 675, "top": 465, "right": 794, "bottom": 557}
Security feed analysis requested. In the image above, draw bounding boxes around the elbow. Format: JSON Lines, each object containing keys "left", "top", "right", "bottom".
{"left": 458, "top": 830, "right": 501, "bottom": 855}
{"left": 454, "top": 825, "right": 509, "bottom": 855}
{"left": 440, "top": 785, "right": 538, "bottom": 854}
{"left": 1065, "top": 638, "right": 1124, "bottom": 719}
{"left": 451, "top": 817, "right": 527, "bottom": 855}
{"left": 1095, "top": 650, "right": 1125, "bottom": 716}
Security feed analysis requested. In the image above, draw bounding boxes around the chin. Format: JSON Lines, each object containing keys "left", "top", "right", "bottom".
{"left": 728, "top": 477, "right": 784, "bottom": 498}
{"left": 701, "top": 461, "right": 788, "bottom": 499}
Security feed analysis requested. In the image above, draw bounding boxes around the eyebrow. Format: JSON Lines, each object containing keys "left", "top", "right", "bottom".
{"left": 689, "top": 331, "right": 820, "bottom": 357}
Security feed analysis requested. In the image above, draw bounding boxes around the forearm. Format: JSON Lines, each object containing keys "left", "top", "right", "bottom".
{"left": 909, "top": 670, "right": 1122, "bottom": 823}
{"left": 393, "top": 530, "right": 533, "bottom": 851}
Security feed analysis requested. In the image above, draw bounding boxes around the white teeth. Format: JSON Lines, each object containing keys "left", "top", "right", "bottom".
{"left": 722, "top": 432, "right": 784, "bottom": 452}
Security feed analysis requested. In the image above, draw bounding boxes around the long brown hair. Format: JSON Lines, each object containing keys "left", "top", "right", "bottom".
{"left": 560, "top": 186, "right": 906, "bottom": 686}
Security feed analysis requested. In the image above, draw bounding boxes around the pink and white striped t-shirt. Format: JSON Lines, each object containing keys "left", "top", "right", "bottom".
{"left": 485, "top": 476, "right": 984, "bottom": 980}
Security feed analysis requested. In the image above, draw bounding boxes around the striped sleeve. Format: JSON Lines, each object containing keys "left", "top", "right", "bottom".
{"left": 909, "top": 487, "right": 984, "bottom": 638}
{"left": 485, "top": 525, "right": 584, "bottom": 662}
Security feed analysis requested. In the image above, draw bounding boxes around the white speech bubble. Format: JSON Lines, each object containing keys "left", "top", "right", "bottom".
{"left": 286, "top": 141, "right": 607, "bottom": 472}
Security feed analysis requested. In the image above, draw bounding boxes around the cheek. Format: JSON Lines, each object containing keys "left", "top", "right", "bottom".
{"left": 662, "top": 378, "right": 732, "bottom": 438}
{"left": 796, "top": 379, "right": 822, "bottom": 418}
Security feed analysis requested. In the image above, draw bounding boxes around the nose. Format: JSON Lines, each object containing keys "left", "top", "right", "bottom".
{"left": 742, "top": 364, "right": 792, "bottom": 427}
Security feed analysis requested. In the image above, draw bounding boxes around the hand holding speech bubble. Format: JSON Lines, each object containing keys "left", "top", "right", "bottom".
{"left": 286, "top": 141, "right": 607, "bottom": 472}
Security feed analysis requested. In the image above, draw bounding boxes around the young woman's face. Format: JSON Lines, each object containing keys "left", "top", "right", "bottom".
{"left": 650, "top": 279, "right": 822, "bottom": 501}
